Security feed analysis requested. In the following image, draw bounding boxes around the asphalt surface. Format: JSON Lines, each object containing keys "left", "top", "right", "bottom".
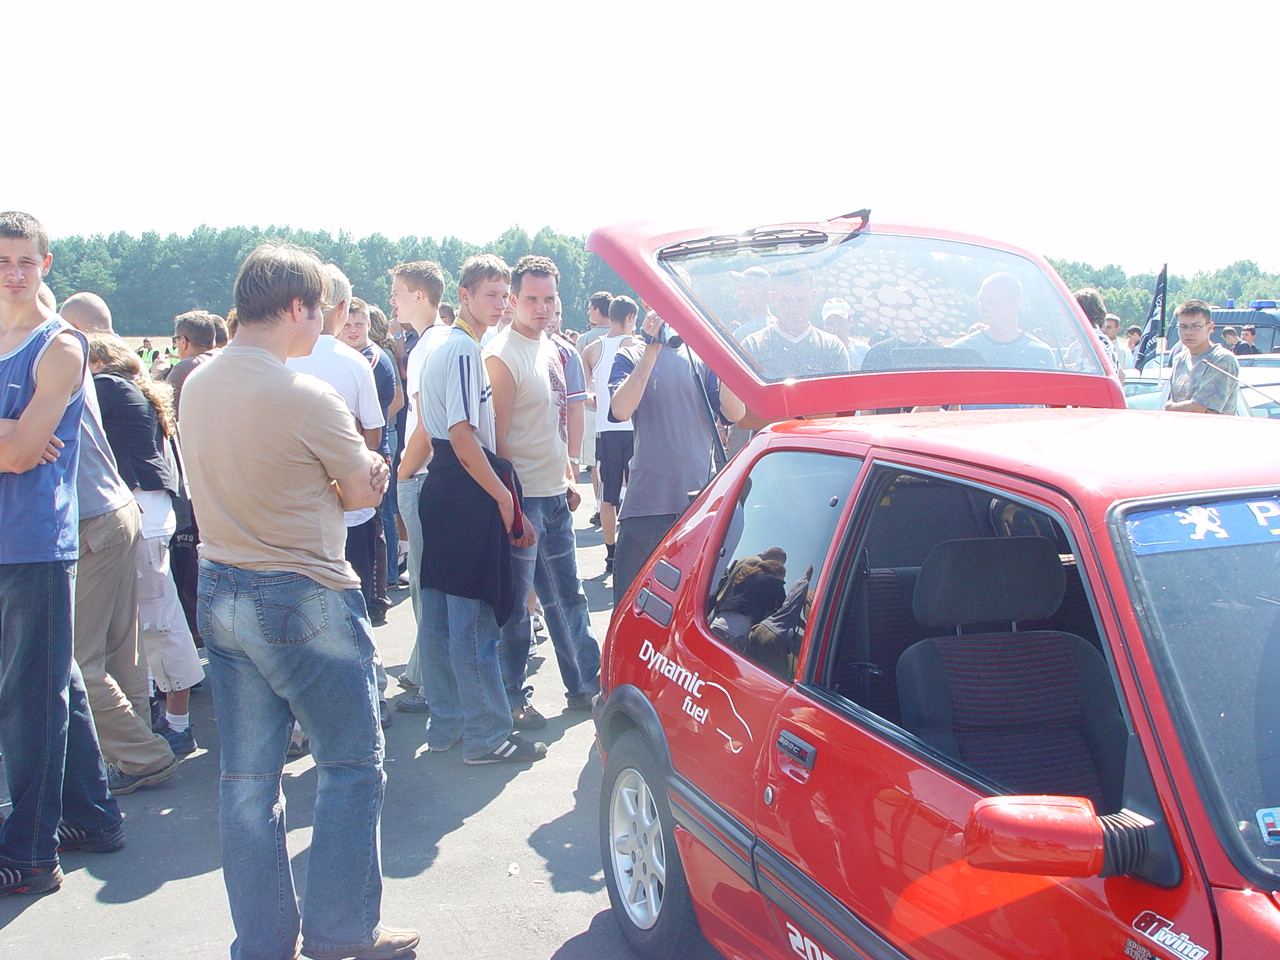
{"left": 0, "top": 506, "right": 644, "bottom": 960}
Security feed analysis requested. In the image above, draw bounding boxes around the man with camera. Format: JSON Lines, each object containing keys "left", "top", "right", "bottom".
{"left": 607, "top": 305, "right": 744, "bottom": 605}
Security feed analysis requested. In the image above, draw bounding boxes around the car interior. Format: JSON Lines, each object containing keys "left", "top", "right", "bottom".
{"left": 820, "top": 471, "right": 1129, "bottom": 813}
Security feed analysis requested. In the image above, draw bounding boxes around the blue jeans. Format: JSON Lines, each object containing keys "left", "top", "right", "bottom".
{"left": 499, "top": 495, "right": 600, "bottom": 706}
{"left": 416, "top": 587, "right": 511, "bottom": 759}
{"left": 0, "top": 561, "right": 121, "bottom": 868}
{"left": 198, "top": 561, "right": 386, "bottom": 960}
{"left": 383, "top": 425, "right": 400, "bottom": 587}
{"left": 397, "top": 473, "right": 426, "bottom": 688}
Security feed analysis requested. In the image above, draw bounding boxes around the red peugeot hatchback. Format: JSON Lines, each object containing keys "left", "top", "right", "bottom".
{"left": 590, "top": 215, "right": 1280, "bottom": 960}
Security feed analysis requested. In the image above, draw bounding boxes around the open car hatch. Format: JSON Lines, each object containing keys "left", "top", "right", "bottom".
{"left": 587, "top": 216, "right": 1126, "bottom": 420}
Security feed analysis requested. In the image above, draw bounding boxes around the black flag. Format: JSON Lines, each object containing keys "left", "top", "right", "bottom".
{"left": 1133, "top": 264, "right": 1167, "bottom": 371}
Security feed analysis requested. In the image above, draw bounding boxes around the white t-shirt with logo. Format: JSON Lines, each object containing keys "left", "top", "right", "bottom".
{"left": 421, "top": 325, "right": 496, "bottom": 453}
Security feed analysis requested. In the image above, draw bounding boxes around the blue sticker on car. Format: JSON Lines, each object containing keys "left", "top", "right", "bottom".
{"left": 1126, "top": 497, "right": 1280, "bottom": 555}
{"left": 1256, "top": 807, "right": 1280, "bottom": 845}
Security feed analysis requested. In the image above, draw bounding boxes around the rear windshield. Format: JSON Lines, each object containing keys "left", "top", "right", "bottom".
{"left": 658, "top": 231, "right": 1107, "bottom": 385}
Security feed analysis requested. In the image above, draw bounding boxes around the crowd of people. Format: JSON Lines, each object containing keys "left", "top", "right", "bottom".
{"left": 0, "top": 208, "right": 1244, "bottom": 959}
{"left": 0, "top": 210, "right": 743, "bottom": 960}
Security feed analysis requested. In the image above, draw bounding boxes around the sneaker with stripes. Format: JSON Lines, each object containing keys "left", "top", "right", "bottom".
{"left": 0, "top": 864, "right": 62, "bottom": 897}
{"left": 57, "top": 819, "right": 126, "bottom": 853}
{"left": 463, "top": 735, "right": 548, "bottom": 765}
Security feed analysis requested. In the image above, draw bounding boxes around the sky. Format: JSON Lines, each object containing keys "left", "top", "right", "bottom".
{"left": 12, "top": 1, "right": 1278, "bottom": 278}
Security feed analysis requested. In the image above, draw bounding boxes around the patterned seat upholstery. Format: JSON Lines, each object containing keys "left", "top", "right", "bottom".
{"left": 896, "top": 537, "right": 1128, "bottom": 812}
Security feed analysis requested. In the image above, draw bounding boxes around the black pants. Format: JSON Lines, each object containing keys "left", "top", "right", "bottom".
{"left": 612, "top": 513, "right": 679, "bottom": 609}
{"left": 345, "top": 510, "right": 389, "bottom": 617}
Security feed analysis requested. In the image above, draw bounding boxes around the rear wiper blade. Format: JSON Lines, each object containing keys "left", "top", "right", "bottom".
{"left": 659, "top": 226, "right": 830, "bottom": 260}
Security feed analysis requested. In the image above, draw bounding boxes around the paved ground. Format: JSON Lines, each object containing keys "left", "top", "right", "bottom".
{"left": 0, "top": 508, "right": 645, "bottom": 960}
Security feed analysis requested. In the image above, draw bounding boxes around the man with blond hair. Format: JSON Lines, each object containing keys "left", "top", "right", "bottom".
{"left": 286, "top": 264, "right": 392, "bottom": 720}
{"left": 183, "top": 243, "right": 415, "bottom": 960}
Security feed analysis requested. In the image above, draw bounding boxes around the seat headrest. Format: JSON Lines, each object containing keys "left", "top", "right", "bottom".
{"left": 913, "top": 536, "right": 1065, "bottom": 628}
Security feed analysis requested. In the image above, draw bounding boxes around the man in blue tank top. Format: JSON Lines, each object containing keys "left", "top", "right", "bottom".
{"left": 0, "top": 212, "right": 123, "bottom": 897}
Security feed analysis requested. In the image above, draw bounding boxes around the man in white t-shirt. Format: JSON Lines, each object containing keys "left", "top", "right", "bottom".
{"left": 388, "top": 261, "right": 447, "bottom": 711}
{"left": 1103, "top": 313, "right": 1131, "bottom": 369}
{"left": 740, "top": 265, "right": 850, "bottom": 381}
{"left": 286, "top": 264, "right": 390, "bottom": 721}
{"left": 485, "top": 256, "right": 599, "bottom": 727}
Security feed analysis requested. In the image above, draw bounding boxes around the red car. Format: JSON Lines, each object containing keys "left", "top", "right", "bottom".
{"left": 590, "top": 214, "right": 1280, "bottom": 960}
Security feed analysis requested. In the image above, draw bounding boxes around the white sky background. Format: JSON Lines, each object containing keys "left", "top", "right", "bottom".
{"left": 11, "top": 1, "right": 1278, "bottom": 276}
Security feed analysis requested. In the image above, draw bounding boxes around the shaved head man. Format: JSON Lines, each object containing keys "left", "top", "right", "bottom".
{"left": 60, "top": 292, "right": 113, "bottom": 334}
{"left": 38, "top": 283, "right": 57, "bottom": 312}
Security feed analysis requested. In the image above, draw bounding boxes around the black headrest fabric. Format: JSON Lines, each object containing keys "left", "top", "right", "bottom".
{"left": 913, "top": 537, "right": 1065, "bottom": 628}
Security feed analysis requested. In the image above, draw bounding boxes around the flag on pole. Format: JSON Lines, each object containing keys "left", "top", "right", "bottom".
{"left": 1133, "top": 264, "right": 1168, "bottom": 371}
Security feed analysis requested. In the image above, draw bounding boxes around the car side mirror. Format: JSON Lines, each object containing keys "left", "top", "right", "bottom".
{"left": 964, "top": 796, "right": 1106, "bottom": 878}
{"left": 965, "top": 795, "right": 1172, "bottom": 882}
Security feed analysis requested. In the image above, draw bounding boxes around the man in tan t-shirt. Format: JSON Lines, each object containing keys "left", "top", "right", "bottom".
{"left": 179, "top": 243, "right": 417, "bottom": 960}
{"left": 484, "top": 255, "right": 600, "bottom": 728}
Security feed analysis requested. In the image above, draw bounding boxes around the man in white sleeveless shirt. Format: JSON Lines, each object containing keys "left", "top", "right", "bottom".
{"left": 582, "top": 295, "right": 637, "bottom": 572}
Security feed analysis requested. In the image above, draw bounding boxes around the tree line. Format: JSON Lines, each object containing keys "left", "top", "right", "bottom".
{"left": 45, "top": 225, "right": 634, "bottom": 337}
{"left": 42, "top": 222, "right": 1278, "bottom": 336}
{"left": 1048, "top": 257, "right": 1280, "bottom": 327}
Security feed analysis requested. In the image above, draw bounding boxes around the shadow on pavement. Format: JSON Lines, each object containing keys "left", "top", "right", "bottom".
{"left": 550, "top": 908, "right": 635, "bottom": 959}
{"left": 528, "top": 741, "right": 605, "bottom": 894}
{"left": 375, "top": 694, "right": 591, "bottom": 883}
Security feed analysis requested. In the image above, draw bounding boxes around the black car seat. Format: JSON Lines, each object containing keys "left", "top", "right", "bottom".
{"left": 896, "top": 536, "right": 1127, "bottom": 812}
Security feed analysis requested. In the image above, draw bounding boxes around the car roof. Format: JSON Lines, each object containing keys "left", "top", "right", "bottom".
{"left": 588, "top": 218, "right": 1125, "bottom": 419}
{"left": 767, "top": 407, "right": 1280, "bottom": 510}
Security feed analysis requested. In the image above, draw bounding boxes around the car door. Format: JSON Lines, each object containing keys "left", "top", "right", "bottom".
{"left": 641, "top": 444, "right": 863, "bottom": 958}
{"left": 749, "top": 462, "right": 1218, "bottom": 960}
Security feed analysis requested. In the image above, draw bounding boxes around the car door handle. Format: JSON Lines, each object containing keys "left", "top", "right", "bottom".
{"left": 776, "top": 731, "right": 816, "bottom": 771}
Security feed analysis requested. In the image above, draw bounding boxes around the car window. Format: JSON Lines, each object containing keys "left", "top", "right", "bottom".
{"left": 706, "top": 451, "right": 862, "bottom": 680}
{"left": 1121, "top": 495, "right": 1280, "bottom": 879}
{"left": 660, "top": 232, "right": 1104, "bottom": 382}
{"left": 817, "top": 469, "right": 1129, "bottom": 812}
{"left": 1124, "top": 377, "right": 1162, "bottom": 398}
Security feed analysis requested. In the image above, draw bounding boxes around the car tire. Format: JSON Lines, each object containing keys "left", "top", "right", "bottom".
{"left": 600, "top": 728, "right": 707, "bottom": 959}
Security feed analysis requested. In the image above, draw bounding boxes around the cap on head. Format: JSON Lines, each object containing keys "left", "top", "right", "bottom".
{"left": 821, "top": 297, "right": 851, "bottom": 322}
